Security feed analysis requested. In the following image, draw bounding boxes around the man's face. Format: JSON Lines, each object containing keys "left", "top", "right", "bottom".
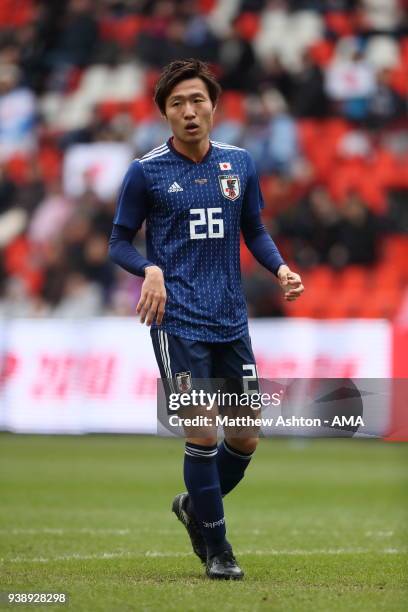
{"left": 164, "top": 77, "right": 215, "bottom": 145}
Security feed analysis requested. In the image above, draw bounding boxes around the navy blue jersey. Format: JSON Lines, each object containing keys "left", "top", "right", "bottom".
{"left": 113, "top": 138, "right": 275, "bottom": 342}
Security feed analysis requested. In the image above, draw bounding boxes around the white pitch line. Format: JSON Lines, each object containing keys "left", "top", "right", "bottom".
{"left": 1, "top": 548, "right": 406, "bottom": 564}
{"left": 0, "top": 528, "right": 399, "bottom": 537}
{"left": 0, "top": 528, "right": 131, "bottom": 536}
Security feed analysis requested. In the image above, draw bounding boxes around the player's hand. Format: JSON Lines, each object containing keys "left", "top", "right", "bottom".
{"left": 277, "top": 265, "right": 304, "bottom": 301}
{"left": 136, "top": 266, "right": 167, "bottom": 325}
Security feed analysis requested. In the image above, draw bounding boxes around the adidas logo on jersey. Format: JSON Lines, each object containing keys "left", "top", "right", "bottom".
{"left": 168, "top": 182, "right": 184, "bottom": 193}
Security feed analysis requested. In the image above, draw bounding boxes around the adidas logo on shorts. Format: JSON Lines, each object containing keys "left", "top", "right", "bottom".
{"left": 168, "top": 182, "right": 184, "bottom": 193}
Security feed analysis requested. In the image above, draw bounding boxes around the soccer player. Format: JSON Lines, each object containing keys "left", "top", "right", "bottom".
{"left": 109, "top": 59, "right": 304, "bottom": 580}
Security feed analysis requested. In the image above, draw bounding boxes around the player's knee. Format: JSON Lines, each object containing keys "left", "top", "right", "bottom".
{"left": 186, "top": 436, "right": 218, "bottom": 447}
{"left": 225, "top": 437, "right": 259, "bottom": 454}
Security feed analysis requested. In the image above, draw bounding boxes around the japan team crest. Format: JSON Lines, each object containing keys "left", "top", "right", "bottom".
{"left": 218, "top": 175, "right": 241, "bottom": 201}
{"left": 175, "top": 371, "right": 192, "bottom": 393}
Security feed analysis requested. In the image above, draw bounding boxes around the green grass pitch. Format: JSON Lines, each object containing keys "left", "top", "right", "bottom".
{"left": 0, "top": 434, "right": 407, "bottom": 611}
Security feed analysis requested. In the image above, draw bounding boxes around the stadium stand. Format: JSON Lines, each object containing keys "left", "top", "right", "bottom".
{"left": 0, "top": 0, "right": 407, "bottom": 320}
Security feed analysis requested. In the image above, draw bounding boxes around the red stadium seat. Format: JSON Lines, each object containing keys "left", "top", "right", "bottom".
{"left": 325, "top": 12, "right": 354, "bottom": 37}
{"left": 358, "top": 289, "right": 402, "bottom": 320}
{"left": 0, "top": 0, "right": 35, "bottom": 28}
{"left": 99, "top": 15, "right": 144, "bottom": 48}
{"left": 116, "top": 16, "right": 145, "bottom": 47}
{"left": 328, "top": 159, "right": 363, "bottom": 204}
{"left": 283, "top": 285, "right": 328, "bottom": 319}
{"left": 97, "top": 101, "right": 122, "bottom": 121}
{"left": 389, "top": 66, "right": 408, "bottom": 96}
{"left": 5, "top": 155, "right": 30, "bottom": 184}
{"left": 380, "top": 236, "right": 408, "bottom": 270}
{"left": 337, "top": 266, "right": 368, "bottom": 291}
{"left": 234, "top": 12, "right": 260, "bottom": 41}
{"left": 308, "top": 266, "right": 335, "bottom": 291}
{"left": 220, "top": 91, "right": 245, "bottom": 122}
{"left": 297, "top": 120, "right": 319, "bottom": 157}
{"left": 199, "top": 0, "right": 216, "bottom": 13}
{"left": 130, "top": 96, "right": 155, "bottom": 122}
{"left": 372, "top": 263, "right": 405, "bottom": 291}
{"left": 328, "top": 286, "right": 366, "bottom": 318}
{"left": 357, "top": 173, "right": 387, "bottom": 213}
{"left": 309, "top": 39, "right": 334, "bottom": 67}
{"left": 38, "top": 146, "right": 62, "bottom": 183}
{"left": 400, "top": 37, "right": 408, "bottom": 69}
{"left": 5, "top": 235, "right": 44, "bottom": 295}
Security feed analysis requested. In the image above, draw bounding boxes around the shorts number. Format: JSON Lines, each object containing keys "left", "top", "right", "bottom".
{"left": 190, "top": 208, "right": 224, "bottom": 239}
{"left": 242, "top": 364, "right": 258, "bottom": 396}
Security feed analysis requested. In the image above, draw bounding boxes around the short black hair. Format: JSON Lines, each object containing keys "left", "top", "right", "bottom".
{"left": 154, "top": 59, "right": 221, "bottom": 115}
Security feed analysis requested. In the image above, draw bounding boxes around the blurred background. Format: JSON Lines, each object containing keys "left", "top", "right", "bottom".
{"left": 0, "top": 0, "right": 407, "bottom": 320}
{"left": 0, "top": 0, "right": 407, "bottom": 435}
{"left": 0, "top": 6, "right": 407, "bottom": 606}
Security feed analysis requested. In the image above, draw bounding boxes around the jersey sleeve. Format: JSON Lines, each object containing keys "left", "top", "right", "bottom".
{"left": 113, "top": 160, "right": 150, "bottom": 231}
{"left": 109, "top": 224, "right": 153, "bottom": 277}
{"left": 241, "top": 152, "right": 265, "bottom": 216}
{"left": 240, "top": 151, "right": 285, "bottom": 276}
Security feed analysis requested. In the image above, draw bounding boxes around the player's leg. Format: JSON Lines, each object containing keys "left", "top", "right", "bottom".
{"left": 150, "top": 330, "right": 237, "bottom": 576}
{"left": 183, "top": 431, "right": 243, "bottom": 579}
{"left": 212, "top": 334, "right": 259, "bottom": 497}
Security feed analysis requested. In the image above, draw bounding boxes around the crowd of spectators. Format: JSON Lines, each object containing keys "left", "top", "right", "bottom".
{"left": 0, "top": 0, "right": 407, "bottom": 320}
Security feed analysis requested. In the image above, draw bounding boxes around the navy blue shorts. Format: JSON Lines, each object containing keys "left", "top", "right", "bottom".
{"left": 150, "top": 329, "right": 258, "bottom": 394}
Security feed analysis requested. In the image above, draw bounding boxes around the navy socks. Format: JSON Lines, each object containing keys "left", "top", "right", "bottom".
{"left": 183, "top": 440, "right": 254, "bottom": 557}
{"left": 216, "top": 439, "right": 254, "bottom": 497}
{"left": 184, "top": 442, "right": 230, "bottom": 557}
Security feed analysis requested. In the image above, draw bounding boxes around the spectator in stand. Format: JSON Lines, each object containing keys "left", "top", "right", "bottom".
{"left": 13, "top": 158, "right": 45, "bottom": 215}
{"left": 46, "top": 0, "right": 99, "bottom": 91}
{"left": 132, "top": 115, "right": 172, "bottom": 157}
{"left": 243, "top": 269, "right": 285, "bottom": 317}
{"left": 61, "top": 211, "right": 92, "bottom": 275}
{"left": 0, "top": 165, "right": 27, "bottom": 255}
{"left": 82, "top": 232, "right": 115, "bottom": 300}
{"left": 240, "top": 0, "right": 267, "bottom": 10}
{"left": 265, "top": 89, "right": 299, "bottom": 175}
{"left": 242, "top": 90, "right": 299, "bottom": 175}
{"left": 258, "top": 54, "right": 292, "bottom": 101}
{"left": 0, "top": 0, "right": 406, "bottom": 320}
{"left": 159, "top": 18, "right": 196, "bottom": 65}
{"left": 360, "top": 0, "right": 403, "bottom": 32}
{"left": 135, "top": 0, "right": 177, "bottom": 67}
{"left": 367, "top": 68, "right": 406, "bottom": 128}
{"left": 39, "top": 240, "right": 70, "bottom": 309}
{"left": 0, "top": 164, "right": 17, "bottom": 214}
{"left": 242, "top": 93, "right": 272, "bottom": 172}
{"left": 0, "top": 276, "right": 48, "bottom": 318}
{"left": 218, "top": 23, "right": 259, "bottom": 92}
{"left": 334, "top": 192, "right": 380, "bottom": 266}
{"left": 28, "top": 179, "right": 73, "bottom": 246}
{"left": 289, "top": 50, "right": 328, "bottom": 118}
{"left": 181, "top": 0, "right": 219, "bottom": 63}
{"left": 276, "top": 186, "right": 342, "bottom": 268}
{"left": 52, "top": 271, "right": 103, "bottom": 318}
{"left": 0, "top": 63, "right": 37, "bottom": 162}
{"left": 325, "top": 37, "right": 376, "bottom": 121}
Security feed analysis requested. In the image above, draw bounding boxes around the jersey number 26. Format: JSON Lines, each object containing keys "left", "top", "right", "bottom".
{"left": 190, "top": 208, "right": 224, "bottom": 239}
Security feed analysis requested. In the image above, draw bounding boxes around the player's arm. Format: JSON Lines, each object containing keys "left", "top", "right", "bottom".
{"left": 240, "top": 154, "right": 304, "bottom": 301}
{"left": 109, "top": 161, "right": 166, "bottom": 325}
